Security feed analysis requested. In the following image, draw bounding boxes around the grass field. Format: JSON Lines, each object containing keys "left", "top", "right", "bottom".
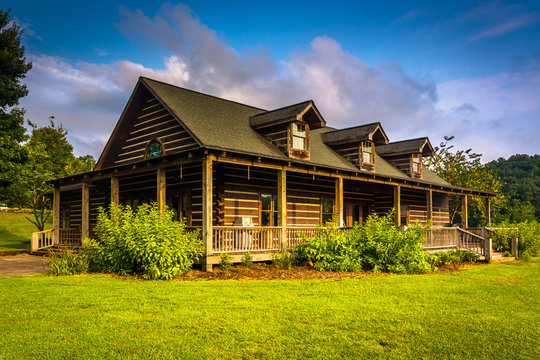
{"left": 0, "top": 212, "right": 52, "bottom": 251}
{"left": 0, "top": 260, "right": 538, "bottom": 359}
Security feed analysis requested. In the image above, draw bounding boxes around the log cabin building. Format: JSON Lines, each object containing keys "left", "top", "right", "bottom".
{"left": 47, "top": 77, "right": 493, "bottom": 269}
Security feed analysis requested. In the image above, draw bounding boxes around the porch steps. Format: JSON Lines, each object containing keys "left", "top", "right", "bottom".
{"left": 31, "top": 245, "right": 81, "bottom": 256}
{"left": 491, "top": 252, "right": 516, "bottom": 262}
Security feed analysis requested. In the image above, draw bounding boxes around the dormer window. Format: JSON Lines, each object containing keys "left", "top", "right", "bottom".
{"left": 292, "top": 123, "right": 307, "bottom": 150}
{"left": 411, "top": 153, "right": 422, "bottom": 179}
{"left": 361, "top": 141, "right": 374, "bottom": 164}
{"left": 146, "top": 139, "right": 164, "bottom": 159}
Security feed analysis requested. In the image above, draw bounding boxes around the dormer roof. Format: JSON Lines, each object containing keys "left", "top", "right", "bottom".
{"left": 249, "top": 100, "right": 326, "bottom": 130}
{"left": 320, "top": 122, "right": 389, "bottom": 146}
{"left": 377, "top": 137, "right": 433, "bottom": 157}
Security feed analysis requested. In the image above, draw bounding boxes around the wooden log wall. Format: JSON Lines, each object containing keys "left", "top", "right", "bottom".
{"left": 401, "top": 188, "right": 427, "bottom": 224}
{"left": 114, "top": 95, "right": 199, "bottom": 166}
{"left": 89, "top": 180, "right": 109, "bottom": 233}
{"left": 219, "top": 163, "right": 277, "bottom": 226}
{"left": 163, "top": 162, "right": 204, "bottom": 227}
{"left": 59, "top": 188, "right": 82, "bottom": 229}
{"left": 432, "top": 191, "right": 450, "bottom": 226}
{"left": 383, "top": 154, "right": 412, "bottom": 176}
{"left": 329, "top": 143, "right": 360, "bottom": 166}
{"left": 287, "top": 173, "right": 334, "bottom": 226}
{"left": 255, "top": 123, "right": 289, "bottom": 156}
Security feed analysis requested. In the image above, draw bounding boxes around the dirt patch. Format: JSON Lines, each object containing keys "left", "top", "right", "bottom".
{"left": 0, "top": 254, "right": 48, "bottom": 277}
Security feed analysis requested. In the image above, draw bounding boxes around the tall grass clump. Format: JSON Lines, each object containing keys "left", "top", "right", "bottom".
{"left": 295, "top": 211, "right": 432, "bottom": 274}
{"left": 88, "top": 203, "right": 202, "bottom": 279}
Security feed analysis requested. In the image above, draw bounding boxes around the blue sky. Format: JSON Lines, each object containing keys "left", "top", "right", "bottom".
{"left": 6, "top": 0, "right": 540, "bottom": 161}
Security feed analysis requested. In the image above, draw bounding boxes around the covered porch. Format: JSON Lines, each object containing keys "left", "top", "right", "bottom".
{"left": 36, "top": 152, "right": 496, "bottom": 268}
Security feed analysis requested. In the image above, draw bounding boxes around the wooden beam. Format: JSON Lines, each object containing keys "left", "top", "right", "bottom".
{"left": 202, "top": 156, "right": 213, "bottom": 271}
{"left": 81, "top": 181, "right": 90, "bottom": 243}
{"left": 485, "top": 197, "right": 491, "bottom": 225}
{"left": 157, "top": 167, "right": 166, "bottom": 212}
{"left": 426, "top": 189, "right": 433, "bottom": 222}
{"left": 277, "top": 168, "right": 287, "bottom": 249}
{"left": 334, "top": 177, "right": 344, "bottom": 227}
{"left": 394, "top": 185, "right": 401, "bottom": 227}
{"left": 53, "top": 184, "right": 60, "bottom": 245}
{"left": 110, "top": 175, "right": 119, "bottom": 204}
{"left": 462, "top": 195, "right": 468, "bottom": 229}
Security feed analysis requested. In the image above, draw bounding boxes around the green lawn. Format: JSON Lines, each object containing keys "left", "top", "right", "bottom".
{"left": 0, "top": 261, "right": 538, "bottom": 359}
{"left": 0, "top": 212, "right": 51, "bottom": 251}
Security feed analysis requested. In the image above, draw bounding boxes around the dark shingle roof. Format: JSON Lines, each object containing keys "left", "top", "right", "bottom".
{"left": 376, "top": 137, "right": 433, "bottom": 156}
{"left": 321, "top": 123, "right": 388, "bottom": 146}
{"left": 249, "top": 101, "right": 312, "bottom": 128}
{"left": 140, "top": 77, "right": 453, "bottom": 189}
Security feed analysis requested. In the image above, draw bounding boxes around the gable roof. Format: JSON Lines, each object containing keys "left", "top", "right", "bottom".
{"left": 95, "top": 76, "right": 459, "bottom": 191}
{"left": 249, "top": 100, "right": 326, "bottom": 129}
{"left": 320, "top": 123, "right": 389, "bottom": 146}
{"left": 376, "top": 137, "right": 433, "bottom": 157}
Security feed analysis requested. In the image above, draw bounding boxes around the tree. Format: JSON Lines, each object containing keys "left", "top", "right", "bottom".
{"left": 425, "top": 136, "right": 505, "bottom": 227}
{"left": 487, "top": 154, "right": 540, "bottom": 221}
{"left": 5, "top": 119, "right": 94, "bottom": 230}
{"left": 0, "top": 9, "right": 32, "bottom": 188}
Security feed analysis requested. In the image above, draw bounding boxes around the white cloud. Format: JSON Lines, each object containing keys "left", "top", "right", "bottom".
{"left": 19, "top": 2, "right": 540, "bottom": 162}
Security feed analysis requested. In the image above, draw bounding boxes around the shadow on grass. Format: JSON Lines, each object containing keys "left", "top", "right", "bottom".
{"left": 0, "top": 229, "right": 31, "bottom": 251}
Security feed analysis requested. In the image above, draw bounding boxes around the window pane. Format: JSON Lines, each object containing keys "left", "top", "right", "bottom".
{"left": 362, "top": 142, "right": 372, "bottom": 153}
{"left": 322, "top": 213, "right": 333, "bottom": 224}
{"left": 292, "top": 123, "right": 306, "bottom": 136}
{"left": 261, "top": 211, "right": 270, "bottom": 226}
{"left": 413, "top": 162, "right": 419, "bottom": 172}
{"left": 274, "top": 211, "right": 278, "bottom": 226}
{"left": 362, "top": 152, "right": 372, "bottom": 163}
{"left": 292, "top": 136, "right": 305, "bottom": 150}
{"left": 322, "top": 199, "right": 333, "bottom": 214}
{"left": 261, "top": 194, "right": 272, "bottom": 211}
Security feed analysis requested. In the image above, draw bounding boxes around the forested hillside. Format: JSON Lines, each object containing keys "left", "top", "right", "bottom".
{"left": 488, "top": 155, "right": 540, "bottom": 221}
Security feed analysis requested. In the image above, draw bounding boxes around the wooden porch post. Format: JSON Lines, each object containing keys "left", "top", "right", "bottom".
{"left": 462, "top": 195, "right": 468, "bottom": 229}
{"left": 334, "top": 177, "right": 344, "bottom": 227}
{"left": 157, "top": 168, "right": 166, "bottom": 212}
{"left": 485, "top": 197, "right": 491, "bottom": 226}
{"left": 277, "top": 168, "right": 287, "bottom": 249}
{"left": 110, "top": 175, "right": 119, "bottom": 204}
{"left": 202, "top": 156, "right": 213, "bottom": 271}
{"left": 426, "top": 189, "right": 433, "bottom": 223}
{"left": 81, "top": 181, "right": 90, "bottom": 244}
{"left": 53, "top": 184, "right": 60, "bottom": 245}
{"left": 394, "top": 185, "right": 401, "bottom": 227}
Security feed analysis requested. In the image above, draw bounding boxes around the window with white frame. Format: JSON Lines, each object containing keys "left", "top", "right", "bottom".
{"left": 361, "top": 141, "right": 374, "bottom": 164}
{"left": 292, "top": 123, "right": 307, "bottom": 150}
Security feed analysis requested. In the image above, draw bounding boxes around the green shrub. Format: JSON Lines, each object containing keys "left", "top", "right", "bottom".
{"left": 47, "top": 247, "right": 89, "bottom": 275}
{"left": 88, "top": 203, "right": 202, "bottom": 280}
{"left": 295, "top": 211, "right": 431, "bottom": 274}
{"left": 240, "top": 251, "right": 253, "bottom": 268}
{"left": 491, "top": 220, "right": 540, "bottom": 260}
{"left": 218, "top": 253, "right": 233, "bottom": 271}
{"left": 427, "top": 249, "right": 478, "bottom": 269}
{"left": 272, "top": 251, "right": 292, "bottom": 270}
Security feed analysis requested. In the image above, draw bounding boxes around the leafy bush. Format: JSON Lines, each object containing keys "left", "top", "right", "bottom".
{"left": 491, "top": 220, "right": 540, "bottom": 260}
{"left": 272, "top": 251, "right": 292, "bottom": 270}
{"left": 427, "top": 249, "right": 478, "bottom": 269}
{"left": 240, "top": 251, "right": 253, "bottom": 268}
{"left": 295, "top": 212, "right": 432, "bottom": 274}
{"left": 47, "top": 247, "right": 89, "bottom": 275}
{"left": 88, "top": 203, "right": 202, "bottom": 280}
{"left": 218, "top": 253, "right": 233, "bottom": 271}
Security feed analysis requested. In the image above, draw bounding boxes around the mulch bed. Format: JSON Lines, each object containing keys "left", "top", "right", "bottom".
{"left": 173, "top": 263, "right": 472, "bottom": 281}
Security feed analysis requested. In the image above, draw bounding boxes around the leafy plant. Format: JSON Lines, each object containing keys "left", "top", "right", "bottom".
{"left": 218, "top": 252, "right": 233, "bottom": 271}
{"left": 46, "top": 247, "right": 89, "bottom": 275}
{"left": 240, "top": 251, "right": 253, "bottom": 268}
{"left": 272, "top": 251, "right": 292, "bottom": 270}
{"left": 427, "top": 249, "right": 478, "bottom": 270}
{"left": 88, "top": 203, "right": 202, "bottom": 279}
{"left": 295, "top": 211, "right": 432, "bottom": 274}
{"left": 491, "top": 220, "right": 540, "bottom": 260}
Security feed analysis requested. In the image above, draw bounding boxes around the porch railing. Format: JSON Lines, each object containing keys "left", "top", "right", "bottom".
{"left": 423, "top": 227, "right": 486, "bottom": 257}
{"left": 31, "top": 229, "right": 54, "bottom": 251}
{"left": 212, "top": 226, "right": 282, "bottom": 253}
{"left": 59, "top": 228, "right": 82, "bottom": 247}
